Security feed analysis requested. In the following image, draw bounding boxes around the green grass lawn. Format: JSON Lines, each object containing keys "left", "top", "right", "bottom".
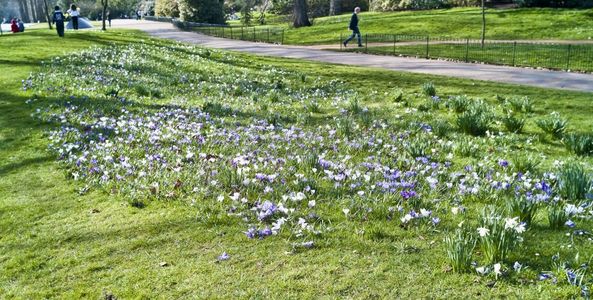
{"left": 268, "top": 8, "right": 593, "bottom": 45}
{"left": 343, "top": 41, "right": 593, "bottom": 72}
{"left": 1, "top": 28, "right": 593, "bottom": 299}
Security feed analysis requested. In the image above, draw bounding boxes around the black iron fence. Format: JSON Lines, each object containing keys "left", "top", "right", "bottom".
{"left": 191, "top": 25, "right": 285, "bottom": 44}
{"left": 145, "top": 17, "right": 285, "bottom": 44}
{"left": 144, "top": 16, "right": 174, "bottom": 22}
{"left": 340, "top": 33, "right": 593, "bottom": 73}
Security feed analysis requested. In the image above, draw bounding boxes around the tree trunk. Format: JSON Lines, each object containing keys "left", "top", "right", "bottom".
{"left": 292, "top": 0, "right": 310, "bottom": 28}
{"left": 481, "top": 0, "right": 485, "bottom": 48}
{"left": 20, "top": 0, "right": 30, "bottom": 23}
{"left": 26, "top": 0, "right": 34, "bottom": 22}
{"left": 43, "top": 0, "right": 52, "bottom": 29}
{"left": 329, "top": 0, "right": 340, "bottom": 16}
{"left": 36, "top": 0, "right": 46, "bottom": 22}
{"left": 101, "top": 0, "right": 108, "bottom": 30}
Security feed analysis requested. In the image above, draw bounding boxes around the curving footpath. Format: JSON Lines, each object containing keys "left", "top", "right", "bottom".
{"left": 113, "top": 19, "right": 593, "bottom": 93}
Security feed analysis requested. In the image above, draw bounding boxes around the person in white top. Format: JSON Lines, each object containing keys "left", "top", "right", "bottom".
{"left": 67, "top": 4, "right": 80, "bottom": 30}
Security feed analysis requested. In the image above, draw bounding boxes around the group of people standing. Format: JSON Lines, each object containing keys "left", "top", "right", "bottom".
{"left": 52, "top": 4, "right": 80, "bottom": 37}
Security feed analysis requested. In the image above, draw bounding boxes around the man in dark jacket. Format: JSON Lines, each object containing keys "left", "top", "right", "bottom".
{"left": 52, "top": 6, "right": 65, "bottom": 37}
{"left": 343, "top": 7, "right": 362, "bottom": 47}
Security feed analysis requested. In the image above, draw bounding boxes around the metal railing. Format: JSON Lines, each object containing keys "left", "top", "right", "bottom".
{"left": 191, "top": 25, "right": 284, "bottom": 44}
{"left": 340, "top": 33, "right": 593, "bottom": 73}
{"left": 144, "top": 16, "right": 174, "bottom": 22}
{"left": 145, "top": 17, "right": 285, "bottom": 44}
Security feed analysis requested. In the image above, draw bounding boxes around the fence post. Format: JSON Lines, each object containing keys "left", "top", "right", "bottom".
{"left": 566, "top": 44, "right": 572, "bottom": 71}
{"left": 241, "top": 27, "right": 244, "bottom": 40}
{"left": 281, "top": 30, "right": 284, "bottom": 45}
{"left": 230, "top": 27, "right": 233, "bottom": 39}
{"left": 267, "top": 28, "right": 270, "bottom": 43}
{"left": 253, "top": 27, "right": 256, "bottom": 41}
{"left": 365, "top": 34, "right": 368, "bottom": 52}
{"left": 393, "top": 34, "right": 396, "bottom": 55}
{"left": 512, "top": 41, "right": 517, "bottom": 66}
{"left": 465, "top": 38, "right": 469, "bottom": 62}
{"left": 222, "top": 27, "right": 224, "bottom": 38}
{"left": 426, "top": 36, "right": 429, "bottom": 58}
{"left": 340, "top": 33, "right": 343, "bottom": 50}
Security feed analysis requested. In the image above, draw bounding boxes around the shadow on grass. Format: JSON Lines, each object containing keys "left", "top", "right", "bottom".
{"left": 0, "top": 155, "right": 54, "bottom": 176}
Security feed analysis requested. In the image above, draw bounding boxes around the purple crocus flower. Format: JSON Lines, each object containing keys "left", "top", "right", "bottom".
{"left": 245, "top": 228, "right": 256, "bottom": 239}
{"left": 539, "top": 273, "right": 553, "bottom": 281}
{"left": 218, "top": 252, "right": 230, "bottom": 261}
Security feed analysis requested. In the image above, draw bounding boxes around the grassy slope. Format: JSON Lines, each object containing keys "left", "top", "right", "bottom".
{"left": 1, "top": 29, "right": 592, "bottom": 298}
{"left": 273, "top": 8, "right": 593, "bottom": 45}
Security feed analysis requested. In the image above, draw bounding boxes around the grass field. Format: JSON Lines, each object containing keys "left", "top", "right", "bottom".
{"left": 277, "top": 8, "right": 593, "bottom": 45}
{"left": 201, "top": 8, "right": 593, "bottom": 72}
{"left": 1, "top": 28, "right": 593, "bottom": 298}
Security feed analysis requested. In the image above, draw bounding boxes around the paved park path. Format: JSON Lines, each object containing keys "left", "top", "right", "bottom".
{"left": 113, "top": 19, "right": 593, "bottom": 93}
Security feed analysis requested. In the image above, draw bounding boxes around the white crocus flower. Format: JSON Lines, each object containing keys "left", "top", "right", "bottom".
{"left": 515, "top": 222, "right": 526, "bottom": 234}
{"left": 401, "top": 214, "right": 413, "bottom": 224}
{"left": 477, "top": 227, "right": 490, "bottom": 237}
{"left": 504, "top": 217, "right": 519, "bottom": 230}
{"left": 494, "top": 263, "right": 502, "bottom": 275}
{"left": 513, "top": 261, "right": 522, "bottom": 272}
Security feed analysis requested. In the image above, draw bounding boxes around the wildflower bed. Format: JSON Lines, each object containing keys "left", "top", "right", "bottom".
{"left": 23, "top": 41, "right": 593, "bottom": 297}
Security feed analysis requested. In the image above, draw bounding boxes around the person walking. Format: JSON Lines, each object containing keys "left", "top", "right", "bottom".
{"left": 343, "top": 7, "right": 362, "bottom": 48}
{"left": 107, "top": 11, "right": 111, "bottom": 27}
{"left": 68, "top": 4, "right": 79, "bottom": 30}
{"left": 52, "top": 6, "right": 65, "bottom": 37}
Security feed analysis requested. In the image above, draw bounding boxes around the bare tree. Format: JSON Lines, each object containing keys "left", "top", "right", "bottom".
{"left": 43, "top": 0, "right": 52, "bottom": 29}
{"left": 292, "top": 0, "right": 310, "bottom": 28}
{"left": 101, "top": 0, "right": 109, "bottom": 30}
{"left": 258, "top": 0, "right": 271, "bottom": 25}
{"left": 329, "top": 0, "right": 340, "bottom": 16}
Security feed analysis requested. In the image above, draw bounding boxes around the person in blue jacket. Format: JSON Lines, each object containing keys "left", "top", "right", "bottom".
{"left": 17, "top": 19, "right": 25, "bottom": 32}
{"left": 343, "top": 7, "right": 362, "bottom": 48}
{"left": 52, "top": 6, "right": 65, "bottom": 37}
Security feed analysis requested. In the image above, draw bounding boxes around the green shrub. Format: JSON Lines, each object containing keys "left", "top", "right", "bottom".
{"left": 305, "top": 101, "right": 322, "bottom": 113}
{"left": 502, "top": 114, "right": 525, "bottom": 134}
{"left": 548, "top": 201, "right": 569, "bottom": 229}
{"left": 155, "top": 0, "right": 180, "bottom": 17}
{"left": 347, "top": 98, "right": 363, "bottom": 115}
{"left": 178, "top": 0, "right": 225, "bottom": 24}
{"left": 536, "top": 112, "right": 568, "bottom": 139}
{"left": 405, "top": 138, "right": 430, "bottom": 158}
{"left": 506, "top": 195, "right": 539, "bottom": 225}
{"left": 478, "top": 206, "right": 525, "bottom": 264}
{"left": 456, "top": 107, "right": 492, "bottom": 136}
{"left": 506, "top": 96, "right": 534, "bottom": 113}
{"left": 558, "top": 162, "right": 592, "bottom": 201}
{"left": 422, "top": 82, "right": 436, "bottom": 97}
{"left": 564, "top": 133, "right": 593, "bottom": 156}
{"left": 447, "top": 95, "right": 470, "bottom": 113}
{"left": 432, "top": 120, "right": 453, "bottom": 137}
{"left": 337, "top": 117, "right": 356, "bottom": 138}
{"left": 511, "top": 154, "right": 540, "bottom": 174}
{"left": 444, "top": 228, "right": 476, "bottom": 273}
